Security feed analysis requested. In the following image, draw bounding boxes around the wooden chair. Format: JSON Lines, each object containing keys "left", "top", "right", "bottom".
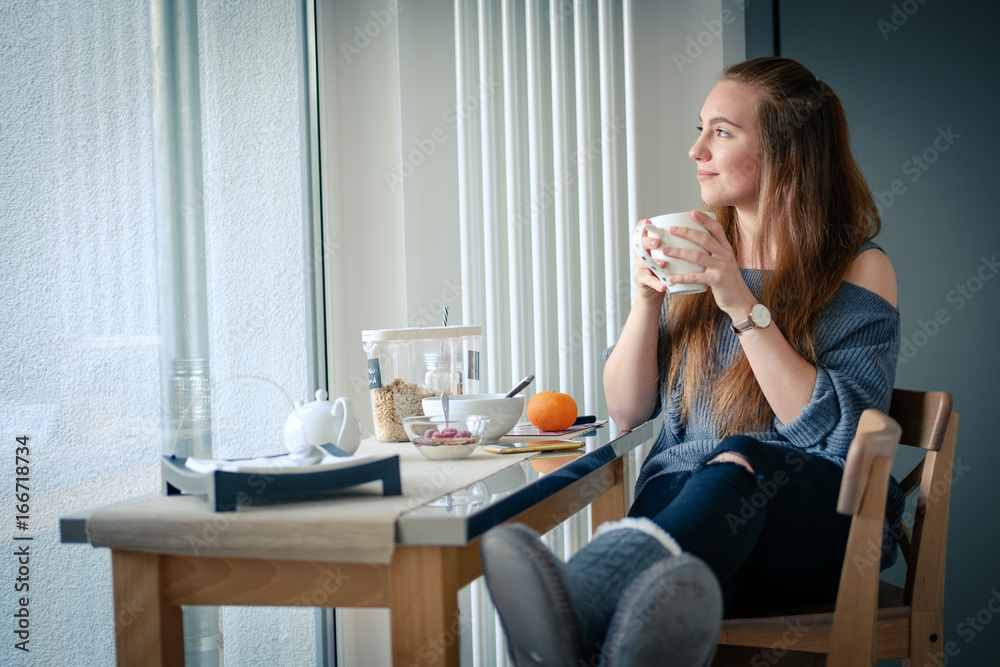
{"left": 713, "top": 389, "right": 958, "bottom": 666}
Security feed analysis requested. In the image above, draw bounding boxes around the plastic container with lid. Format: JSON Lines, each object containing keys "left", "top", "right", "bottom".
{"left": 361, "top": 326, "right": 482, "bottom": 442}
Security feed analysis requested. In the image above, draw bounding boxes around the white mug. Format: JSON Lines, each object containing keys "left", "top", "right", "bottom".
{"left": 633, "top": 211, "right": 713, "bottom": 294}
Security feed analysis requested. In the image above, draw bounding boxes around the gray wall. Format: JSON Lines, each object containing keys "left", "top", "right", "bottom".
{"left": 752, "top": 1, "right": 1000, "bottom": 664}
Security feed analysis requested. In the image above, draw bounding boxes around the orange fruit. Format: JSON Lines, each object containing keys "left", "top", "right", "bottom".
{"left": 527, "top": 391, "right": 578, "bottom": 432}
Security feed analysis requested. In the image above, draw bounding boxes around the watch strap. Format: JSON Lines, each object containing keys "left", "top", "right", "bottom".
{"left": 730, "top": 315, "right": 755, "bottom": 334}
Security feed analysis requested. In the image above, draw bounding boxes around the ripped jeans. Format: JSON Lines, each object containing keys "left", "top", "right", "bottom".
{"left": 628, "top": 436, "right": 853, "bottom": 606}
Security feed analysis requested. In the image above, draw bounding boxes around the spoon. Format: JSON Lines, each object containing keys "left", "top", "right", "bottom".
{"left": 441, "top": 392, "right": 450, "bottom": 424}
{"left": 504, "top": 374, "right": 535, "bottom": 398}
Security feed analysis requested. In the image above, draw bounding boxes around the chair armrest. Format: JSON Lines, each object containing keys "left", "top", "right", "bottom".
{"left": 837, "top": 409, "right": 901, "bottom": 516}
{"left": 828, "top": 409, "right": 902, "bottom": 666}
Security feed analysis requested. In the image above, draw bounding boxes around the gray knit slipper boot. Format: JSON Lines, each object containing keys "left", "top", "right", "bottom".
{"left": 566, "top": 518, "right": 684, "bottom": 658}
{"left": 481, "top": 523, "right": 585, "bottom": 666}
{"left": 480, "top": 519, "right": 682, "bottom": 666}
{"left": 601, "top": 553, "right": 723, "bottom": 667}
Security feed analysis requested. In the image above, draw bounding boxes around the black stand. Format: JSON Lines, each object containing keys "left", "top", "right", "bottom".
{"left": 162, "top": 455, "right": 402, "bottom": 512}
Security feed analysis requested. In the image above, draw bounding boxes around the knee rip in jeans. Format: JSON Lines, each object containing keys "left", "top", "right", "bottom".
{"left": 706, "top": 451, "right": 755, "bottom": 474}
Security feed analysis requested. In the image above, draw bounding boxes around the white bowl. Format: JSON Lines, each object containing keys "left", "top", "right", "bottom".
{"left": 422, "top": 393, "right": 525, "bottom": 444}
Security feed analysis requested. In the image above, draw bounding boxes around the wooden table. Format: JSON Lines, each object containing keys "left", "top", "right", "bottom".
{"left": 62, "top": 421, "right": 653, "bottom": 666}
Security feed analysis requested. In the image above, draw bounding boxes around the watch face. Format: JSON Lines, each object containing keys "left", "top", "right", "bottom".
{"left": 751, "top": 303, "right": 771, "bottom": 328}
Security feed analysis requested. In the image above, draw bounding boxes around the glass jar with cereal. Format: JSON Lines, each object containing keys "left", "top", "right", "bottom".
{"left": 362, "top": 326, "right": 482, "bottom": 442}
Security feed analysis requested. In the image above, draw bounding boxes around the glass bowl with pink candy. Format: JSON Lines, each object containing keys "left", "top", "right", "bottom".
{"left": 400, "top": 415, "right": 489, "bottom": 461}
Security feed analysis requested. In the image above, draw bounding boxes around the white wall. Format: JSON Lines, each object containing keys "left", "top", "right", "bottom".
{"left": 1, "top": 1, "right": 313, "bottom": 665}
{"left": 630, "top": 0, "right": 741, "bottom": 218}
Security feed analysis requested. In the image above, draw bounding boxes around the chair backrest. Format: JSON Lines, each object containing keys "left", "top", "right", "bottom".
{"left": 890, "top": 389, "right": 954, "bottom": 451}
{"left": 828, "top": 389, "right": 957, "bottom": 666}
{"left": 887, "top": 389, "right": 958, "bottom": 609}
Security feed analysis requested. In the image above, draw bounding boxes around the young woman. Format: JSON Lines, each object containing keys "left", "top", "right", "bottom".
{"left": 480, "top": 57, "right": 903, "bottom": 667}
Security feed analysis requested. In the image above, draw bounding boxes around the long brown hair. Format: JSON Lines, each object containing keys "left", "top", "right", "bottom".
{"left": 667, "top": 57, "right": 881, "bottom": 436}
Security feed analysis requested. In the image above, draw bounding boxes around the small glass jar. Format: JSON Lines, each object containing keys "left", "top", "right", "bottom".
{"left": 169, "top": 357, "right": 212, "bottom": 457}
{"left": 424, "top": 352, "right": 463, "bottom": 395}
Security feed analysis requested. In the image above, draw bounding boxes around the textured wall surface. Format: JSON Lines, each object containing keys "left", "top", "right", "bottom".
{"left": 1, "top": 1, "right": 313, "bottom": 664}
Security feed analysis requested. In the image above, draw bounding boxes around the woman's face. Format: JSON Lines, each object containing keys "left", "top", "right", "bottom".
{"left": 689, "top": 80, "right": 761, "bottom": 213}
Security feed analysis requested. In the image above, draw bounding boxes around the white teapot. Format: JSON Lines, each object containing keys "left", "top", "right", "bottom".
{"left": 284, "top": 390, "right": 363, "bottom": 456}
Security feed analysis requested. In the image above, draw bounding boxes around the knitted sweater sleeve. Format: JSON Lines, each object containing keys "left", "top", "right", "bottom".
{"left": 771, "top": 284, "right": 900, "bottom": 460}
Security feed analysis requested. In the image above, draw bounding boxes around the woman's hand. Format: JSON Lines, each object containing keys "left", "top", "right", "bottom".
{"left": 661, "top": 210, "right": 757, "bottom": 318}
{"left": 633, "top": 219, "right": 669, "bottom": 302}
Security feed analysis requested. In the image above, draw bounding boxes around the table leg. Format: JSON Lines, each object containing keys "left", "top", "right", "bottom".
{"left": 389, "top": 546, "right": 462, "bottom": 667}
{"left": 590, "top": 455, "right": 630, "bottom": 531}
{"left": 111, "top": 550, "right": 184, "bottom": 667}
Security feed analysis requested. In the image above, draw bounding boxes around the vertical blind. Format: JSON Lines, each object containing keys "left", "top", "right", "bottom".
{"left": 453, "top": 1, "right": 641, "bottom": 664}
{"left": 456, "top": 0, "right": 633, "bottom": 426}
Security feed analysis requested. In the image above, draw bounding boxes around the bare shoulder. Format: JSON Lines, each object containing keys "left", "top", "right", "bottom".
{"left": 845, "top": 247, "right": 898, "bottom": 307}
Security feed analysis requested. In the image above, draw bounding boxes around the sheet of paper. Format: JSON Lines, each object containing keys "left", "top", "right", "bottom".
{"left": 184, "top": 453, "right": 374, "bottom": 475}
{"left": 504, "top": 420, "right": 608, "bottom": 438}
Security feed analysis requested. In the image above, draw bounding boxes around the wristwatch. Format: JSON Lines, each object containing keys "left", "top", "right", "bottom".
{"left": 731, "top": 303, "right": 772, "bottom": 334}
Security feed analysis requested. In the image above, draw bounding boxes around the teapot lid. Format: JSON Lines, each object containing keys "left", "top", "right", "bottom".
{"left": 295, "top": 389, "right": 333, "bottom": 412}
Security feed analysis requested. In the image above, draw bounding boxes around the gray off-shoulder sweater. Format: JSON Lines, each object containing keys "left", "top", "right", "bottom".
{"left": 605, "top": 242, "right": 905, "bottom": 570}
